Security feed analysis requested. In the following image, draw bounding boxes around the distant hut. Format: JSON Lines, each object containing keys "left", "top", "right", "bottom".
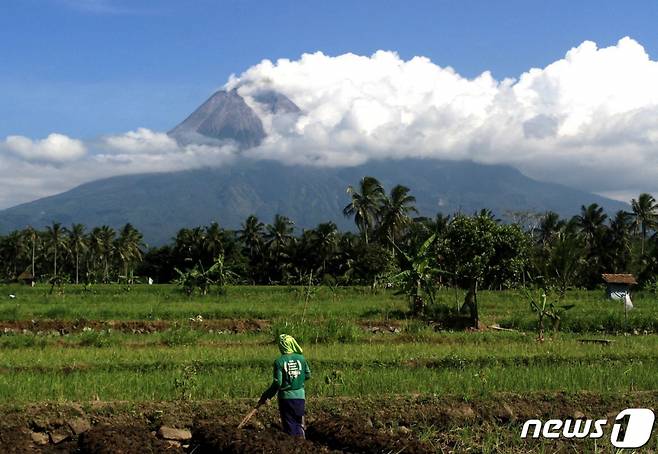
{"left": 602, "top": 274, "right": 637, "bottom": 300}
{"left": 17, "top": 270, "right": 35, "bottom": 286}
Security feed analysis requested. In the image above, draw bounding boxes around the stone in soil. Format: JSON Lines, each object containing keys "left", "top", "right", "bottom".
{"left": 49, "top": 427, "right": 71, "bottom": 444}
{"left": 79, "top": 424, "right": 182, "bottom": 453}
{"left": 398, "top": 425, "right": 412, "bottom": 435}
{"left": 68, "top": 417, "right": 91, "bottom": 435}
{"left": 158, "top": 426, "right": 192, "bottom": 441}
{"left": 30, "top": 431, "right": 49, "bottom": 446}
{"left": 496, "top": 403, "right": 516, "bottom": 422}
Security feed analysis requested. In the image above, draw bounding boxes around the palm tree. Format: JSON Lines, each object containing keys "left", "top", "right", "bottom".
{"left": 67, "top": 224, "right": 87, "bottom": 284}
{"left": 573, "top": 204, "right": 610, "bottom": 287}
{"left": 2, "top": 231, "right": 26, "bottom": 279}
{"left": 265, "top": 215, "right": 294, "bottom": 258}
{"left": 311, "top": 222, "right": 338, "bottom": 275}
{"left": 608, "top": 210, "right": 632, "bottom": 271}
{"left": 379, "top": 185, "right": 417, "bottom": 246}
{"left": 574, "top": 204, "right": 608, "bottom": 246}
{"left": 45, "top": 222, "right": 67, "bottom": 277}
{"left": 23, "top": 226, "right": 39, "bottom": 278}
{"left": 630, "top": 193, "right": 658, "bottom": 254}
{"left": 115, "top": 223, "right": 144, "bottom": 280}
{"left": 265, "top": 215, "right": 294, "bottom": 280}
{"left": 343, "top": 176, "right": 385, "bottom": 244}
{"left": 204, "top": 222, "right": 224, "bottom": 263}
{"left": 546, "top": 232, "right": 586, "bottom": 294}
{"left": 537, "top": 212, "right": 564, "bottom": 247}
{"left": 90, "top": 226, "right": 116, "bottom": 282}
{"left": 239, "top": 215, "right": 265, "bottom": 260}
{"left": 174, "top": 227, "right": 206, "bottom": 266}
{"left": 88, "top": 227, "right": 103, "bottom": 281}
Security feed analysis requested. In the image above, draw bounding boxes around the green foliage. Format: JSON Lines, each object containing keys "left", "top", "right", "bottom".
{"left": 439, "top": 214, "right": 530, "bottom": 326}
{"left": 391, "top": 234, "right": 442, "bottom": 315}
{"left": 525, "top": 288, "right": 575, "bottom": 340}
{"left": 161, "top": 327, "right": 203, "bottom": 347}
{"left": 535, "top": 232, "right": 587, "bottom": 293}
{"left": 174, "top": 361, "right": 200, "bottom": 401}
{"left": 271, "top": 318, "right": 362, "bottom": 344}
{"left": 441, "top": 215, "right": 530, "bottom": 289}
{"left": 174, "top": 255, "right": 237, "bottom": 296}
{"left": 78, "top": 328, "right": 112, "bottom": 347}
{"left": 1, "top": 183, "right": 658, "bottom": 292}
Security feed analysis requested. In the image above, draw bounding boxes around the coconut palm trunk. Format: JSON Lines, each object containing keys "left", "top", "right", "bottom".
{"left": 31, "top": 234, "right": 36, "bottom": 277}
{"left": 75, "top": 248, "right": 79, "bottom": 284}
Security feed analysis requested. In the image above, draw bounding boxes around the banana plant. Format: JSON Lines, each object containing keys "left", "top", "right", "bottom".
{"left": 174, "top": 255, "right": 237, "bottom": 296}
{"left": 390, "top": 234, "right": 443, "bottom": 316}
{"left": 526, "top": 287, "right": 575, "bottom": 341}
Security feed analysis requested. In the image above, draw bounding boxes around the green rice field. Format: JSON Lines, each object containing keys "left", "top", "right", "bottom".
{"left": 1, "top": 284, "right": 657, "bottom": 452}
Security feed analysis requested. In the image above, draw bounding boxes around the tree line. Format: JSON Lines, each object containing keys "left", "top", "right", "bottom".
{"left": 1, "top": 177, "right": 657, "bottom": 293}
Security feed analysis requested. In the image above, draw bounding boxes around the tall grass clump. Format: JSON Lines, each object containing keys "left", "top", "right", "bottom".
{"left": 161, "top": 327, "right": 203, "bottom": 347}
{"left": 78, "top": 328, "right": 112, "bottom": 348}
{"left": 0, "top": 333, "right": 48, "bottom": 349}
{"left": 271, "top": 318, "right": 362, "bottom": 344}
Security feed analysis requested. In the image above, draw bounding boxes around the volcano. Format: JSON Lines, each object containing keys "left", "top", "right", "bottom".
{"left": 0, "top": 89, "right": 628, "bottom": 245}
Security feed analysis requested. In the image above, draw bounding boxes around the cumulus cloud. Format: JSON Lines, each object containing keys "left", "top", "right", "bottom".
{"left": 4, "top": 36, "right": 658, "bottom": 208}
{"left": 228, "top": 37, "right": 658, "bottom": 197}
{"left": 0, "top": 129, "right": 236, "bottom": 208}
{"left": 2, "top": 133, "right": 87, "bottom": 163}
{"left": 101, "top": 128, "right": 178, "bottom": 154}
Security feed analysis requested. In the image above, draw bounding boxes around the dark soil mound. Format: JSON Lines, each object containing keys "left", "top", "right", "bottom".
{"left": 78, "top": 425, "right": 182, "bottom": 453}
{"left": 0, "top": 426, "right": 35, "bottom": 453}
{"left": 192, "top": 421, "right": 328, "bottom": 453}
{"left": 0, "top": 318, "right": 270, "bottom": 334}
{"left": 307, "top": 419, "right": 433, "bottom": 454}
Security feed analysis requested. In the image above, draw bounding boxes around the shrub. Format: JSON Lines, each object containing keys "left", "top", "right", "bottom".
{"left": 161, "top": 327, "right": 202, "bottom": 347}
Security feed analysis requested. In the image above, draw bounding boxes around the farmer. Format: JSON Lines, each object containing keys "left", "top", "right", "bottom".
{"left": 257, "top": 334, "right": 311, "bottom": 437}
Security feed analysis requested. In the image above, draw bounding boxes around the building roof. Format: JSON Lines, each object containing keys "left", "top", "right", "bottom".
{"left": 17, "top": 271, "right": 34, "bottom": 280}
{"left": 602, "top": 274, "right": 637, "bottom": 285}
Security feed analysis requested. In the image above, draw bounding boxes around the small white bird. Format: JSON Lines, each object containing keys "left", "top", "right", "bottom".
{"left": 8, "top": 294, "right": 16, "bottom": 299}
{"left": 624, "top": 293, "right": 634, "bottom": 311}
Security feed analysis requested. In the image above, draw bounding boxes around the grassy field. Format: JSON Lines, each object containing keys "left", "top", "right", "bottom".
{"left": 1, "top": 284, "right": 657, "bottom": 452}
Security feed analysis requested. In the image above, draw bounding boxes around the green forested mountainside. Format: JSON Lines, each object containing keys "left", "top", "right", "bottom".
{"left": 0, "top": 159, "right": 627, "bottom": 245}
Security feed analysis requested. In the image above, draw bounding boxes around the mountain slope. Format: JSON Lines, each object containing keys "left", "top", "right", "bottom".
{"left": 0, "top": 159, "right": 628, "bottom": 245}
{"left": 168, "top": 89, "right": 299, "bottom": 148}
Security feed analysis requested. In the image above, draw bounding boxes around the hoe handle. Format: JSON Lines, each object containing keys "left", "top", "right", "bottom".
{"left": 237, "top": 408, "right": 258, "bottom": 429}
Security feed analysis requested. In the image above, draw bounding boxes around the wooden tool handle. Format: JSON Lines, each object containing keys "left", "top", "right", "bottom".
{"left": 237, "top": 408, "right": 258, "bottom": 429}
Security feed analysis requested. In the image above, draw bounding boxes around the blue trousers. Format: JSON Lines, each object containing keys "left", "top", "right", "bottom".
{"left": 278, "top": 398, "right": 305, "bottom": 437}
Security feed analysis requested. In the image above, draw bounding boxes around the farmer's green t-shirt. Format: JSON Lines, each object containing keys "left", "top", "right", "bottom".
{"left": 261, "top": 353, "right": 311, "bottom": 400}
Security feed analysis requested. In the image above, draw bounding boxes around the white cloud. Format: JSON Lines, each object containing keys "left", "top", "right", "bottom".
{"left": 1, "top": 133, "right": 87, "bottom": 163}
{"left": 4, "top": 37, "right": 658, "bottom": 208}
{"left": 0, "top": 129, "right": 237, "bottom": 208}
{"left": 230, "top": 37, "right": 658, "bottom": 196}
{"left": 101, "top": 128, "right": 178, "bottom": 154}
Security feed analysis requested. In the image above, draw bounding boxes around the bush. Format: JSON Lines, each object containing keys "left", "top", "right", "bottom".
{"left": 79, "top": 329, "right": 111, "bottom": 348}
{"left": 161, "top": 327, "right": 202, "bottom": 347}
{"left": 271, "top": 318, "right": 362, "bottom": 344}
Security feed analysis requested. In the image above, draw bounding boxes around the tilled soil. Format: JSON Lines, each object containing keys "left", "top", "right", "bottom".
{"left": 192, "top": 422, "right": 336, "bottom": 453}
{"left": 306, "top": 419, "right": 434, "bottom": 453}
{"left": 79, "top": 425, "right": 182, "bottom": 453}
{"left": 0, "top": 319, "right": 270, "bottom": 334}
{"left": 2, "top": 393, "right": 657, "bottom": 453}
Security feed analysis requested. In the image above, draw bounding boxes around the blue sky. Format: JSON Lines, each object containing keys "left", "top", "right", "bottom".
{"left": 3, "top": 0, "right": 658, "bottom": 209}
{"left": 2, "top": 0, "right": 658, "bottom": 139}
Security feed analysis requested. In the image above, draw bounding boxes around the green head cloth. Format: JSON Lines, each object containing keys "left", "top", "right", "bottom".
{"left": 278, "top": 334, "right": 303, "bottom": 355}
